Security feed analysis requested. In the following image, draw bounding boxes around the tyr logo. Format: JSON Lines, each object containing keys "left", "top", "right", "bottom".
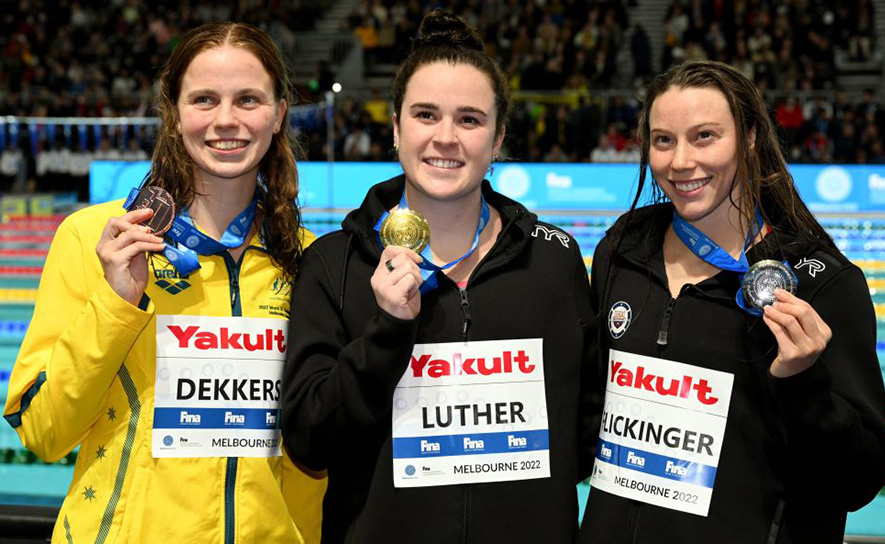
{"left": 532, "top": 225, "right": 570, "bottom": 248}
{"left": 795, "top": 257, "right": 825, "bottom": 278}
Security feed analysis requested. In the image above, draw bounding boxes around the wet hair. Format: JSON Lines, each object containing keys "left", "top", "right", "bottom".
{"left": 628, "top": 60, "right": 833, "bottom": 249}
{"left": 391, "top": 10, "right": 511, "bottom": 138}
{"left": 148, "top": 22, "right": 304, "bottom": 279}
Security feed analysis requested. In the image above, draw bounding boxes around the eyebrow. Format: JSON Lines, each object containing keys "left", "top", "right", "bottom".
{"left": 409, "top": 102, "right": 489, "bottom": 116}
{"left": 184, "top": 88, "right": 270, "bottom": 98}
{"left": 651, "top": 122, "right": 724, "bottom": 132}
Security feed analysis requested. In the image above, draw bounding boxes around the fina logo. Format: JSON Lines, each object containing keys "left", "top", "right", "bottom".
{"left": 496, "top": 165, "right": 531, "bottom": 199}
{"left": 163, "top": 435, "right": 174, "bottom": 447}
{"left": 815, "top": 166, "right": 852, "bottom": 203}
{"left": 405, "top": 465, "right": 416, "bottom": 476}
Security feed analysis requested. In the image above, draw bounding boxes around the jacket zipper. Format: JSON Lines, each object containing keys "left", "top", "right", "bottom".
{"left": 458, "top": 287, "right": 472, "bottom": 542}
{"left": 221, "top": 251, "right": 244, "bottom": 544}
{"left": 656, "top": 297, "right": 676, "bottom": 348}
{"left": 454, "top": 212, "right": 524, "bottom": 544}
{"left": 459, "top": 289, "right": 471, "bottom": 341}
{"left": 625, "top": 502, "right": 641, "bottom": 543}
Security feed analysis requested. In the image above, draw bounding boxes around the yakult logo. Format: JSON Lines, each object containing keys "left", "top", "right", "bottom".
{"left": 610, "top": 358, "right": 719, "bottom": 406}
{"left": 411, "top": 349, "right": 534, "bottom": 378}
{"left": 168, "top": 325, "right": 286, "bottom": 353}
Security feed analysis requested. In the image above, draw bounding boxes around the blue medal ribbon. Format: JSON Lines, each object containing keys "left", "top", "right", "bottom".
{"left": 671, "top": 209, "right": 770, "bottom": 316}
{"left": 123, "top": 187, "right": 258, "bottom": 275}
{"left": 374, "top": 191, "right": 490, "bottom": 294}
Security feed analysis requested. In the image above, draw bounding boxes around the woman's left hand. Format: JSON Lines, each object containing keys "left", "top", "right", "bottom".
{"left": 762, "top": 289, "right": 832, "bottom": 378}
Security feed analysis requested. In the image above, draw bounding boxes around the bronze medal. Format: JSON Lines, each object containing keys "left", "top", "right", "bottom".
{"left": 380, "top": 209, "right": 430, "bottom": 253}
{"left": 126, "top": 186, "right": 176, "bottom": 235}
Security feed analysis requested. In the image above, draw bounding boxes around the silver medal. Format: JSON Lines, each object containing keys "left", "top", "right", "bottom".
{"left": 742, "top": 259, "right": 797, "bottom": 310}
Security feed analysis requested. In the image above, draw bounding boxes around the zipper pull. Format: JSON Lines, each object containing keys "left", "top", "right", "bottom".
{"left": 459, "top": 289, "right": 471, "bottom": 340}
{"left": 231, "top": 276, "right": 239, "bottom": 310}
{"left": 656, "top": 298, "right": 676, "bottom": 346}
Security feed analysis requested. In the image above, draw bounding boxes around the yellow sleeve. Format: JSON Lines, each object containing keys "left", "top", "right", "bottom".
{"left": 2, "top": 211, "right": 153, "bottom": 461}
{"left": 281, "top": 445, "right": 327, "bottom": 544}
{"left": 301, "top": 228, "right": 317, "bottom": 249}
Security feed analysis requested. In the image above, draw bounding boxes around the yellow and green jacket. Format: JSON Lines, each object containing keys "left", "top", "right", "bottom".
{"left": 3, "top": 200, "right": 326, "bottom": 543}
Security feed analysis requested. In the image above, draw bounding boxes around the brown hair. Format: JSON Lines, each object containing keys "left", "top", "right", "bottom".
{"left": 629, "top": 60, "right": 832, "bottom": 248}
{"left": 391, "top": 10, "right": 511, "bottom": 138}
{"left": 148, "top": 21, "right": 304, "bottom": 279}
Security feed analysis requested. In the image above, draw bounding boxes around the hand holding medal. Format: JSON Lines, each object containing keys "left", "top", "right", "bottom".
{"left": 739, "top": 259, "right": 831, "bottom": 376}
{"left": 370, "top": 207, "right": 429, "bottom": 320}
{"left": 759, "top": 279, "right": 833, "bottom": 379}
{"left": 373, "top": 243, "right": 425, "bottom": 321}
{"left": 96, "top": 186, "right": 170, "bottom": 306}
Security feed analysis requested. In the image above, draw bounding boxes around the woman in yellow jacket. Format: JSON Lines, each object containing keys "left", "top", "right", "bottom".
{"left": 2, "top": 22, "right": 325, "bottom": 543}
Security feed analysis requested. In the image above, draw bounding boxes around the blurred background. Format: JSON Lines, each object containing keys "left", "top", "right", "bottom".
{"left": 1, "top": 0, "right": 885, "bottom": 542}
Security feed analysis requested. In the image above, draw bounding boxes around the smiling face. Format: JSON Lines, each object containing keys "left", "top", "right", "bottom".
{"left": 177, "top": 45, "right": 286, "bottom": 189}
{"left": 649, "top": 85, "right": 747, "bottom": 231}
{"left": 393, "top": 61, "right": 505, "bottom": 206}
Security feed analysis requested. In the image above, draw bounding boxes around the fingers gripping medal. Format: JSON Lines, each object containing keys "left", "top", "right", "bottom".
{"left": 741, "top": 259, "right": 798, "bottom": 310}
{"left": 125, "top": 186, "right": 176, "bottom": 235}
{"left": 380, "top": 209, "right": 430, "bottom": 253}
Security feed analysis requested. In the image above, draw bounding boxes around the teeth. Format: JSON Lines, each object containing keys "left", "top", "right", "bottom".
{"left": 426, "top": 159, "right": 462, "bottom": 168}
{"left": 674, "top": 178, "right": 709, "bottom": 192}
{"left": 208, "top": 140, "right": 247, "bottom": 150}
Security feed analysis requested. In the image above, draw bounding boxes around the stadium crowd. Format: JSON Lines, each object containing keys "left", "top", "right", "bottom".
{"left": 0, "top": 0, "right": 882, "bottom": 196}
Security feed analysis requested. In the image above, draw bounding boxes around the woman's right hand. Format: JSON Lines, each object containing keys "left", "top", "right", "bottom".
{"left": 370, "top": 246, "right": 424, "bottom": 320}
{"left": 96, "top": 208, "right": 167, "bottom": 306}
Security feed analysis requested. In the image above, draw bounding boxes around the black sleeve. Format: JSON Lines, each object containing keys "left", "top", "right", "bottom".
{"left": 577, "top": 236, "right": 610, "bottom": 481}
{"left": 281, "top": 245, "right": 419, "bottom": 471}
{"left": 769, "top": 265, "right": 885, "bottom": 510}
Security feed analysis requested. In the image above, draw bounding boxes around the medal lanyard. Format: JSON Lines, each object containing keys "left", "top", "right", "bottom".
{"left": 671, "top": 209, "right": 766, "bottom": 316}
{"left": 374, "top": 190, "right": 490, "bottom": 293}
{"left": 123, "top": 187, "right": 258, "bottom": 275}
{"left": 671, "top": 209, "right": 763, "bottom": 273}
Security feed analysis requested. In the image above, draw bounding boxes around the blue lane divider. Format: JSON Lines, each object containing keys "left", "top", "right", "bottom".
{"left": 0, "top": 321, "right": 28, "bottom": 336}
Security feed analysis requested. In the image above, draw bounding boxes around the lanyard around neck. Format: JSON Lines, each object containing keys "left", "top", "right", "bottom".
{"left": 671, "top": 209, "right": 763, "bottom": 273}
{"left": 671, "top": 209, "right": 775, "bottom": 316}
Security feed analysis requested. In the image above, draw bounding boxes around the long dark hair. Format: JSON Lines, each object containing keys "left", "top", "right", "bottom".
{"left": 149, "top": 22, "right": 304, "bottom": 279}
{"left": 625, "top": 60, "right": 833, "bottom": 250}
{"left": 391, "top": 10, "right": 511, "bottom": 139}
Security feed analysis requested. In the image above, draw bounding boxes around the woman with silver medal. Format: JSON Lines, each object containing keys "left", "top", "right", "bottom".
{"left": 3, "top": 23, "right": 324, "bottom": 544}
{"left": 580, "top": 61, "right": 885, "bottom": 543}
{"left": 281, "top": 11, "right": 596, "bottom": 544}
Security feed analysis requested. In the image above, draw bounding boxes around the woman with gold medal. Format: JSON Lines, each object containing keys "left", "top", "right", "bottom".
{"left": 281, "top": 10, "right": 597, "bottom": 544}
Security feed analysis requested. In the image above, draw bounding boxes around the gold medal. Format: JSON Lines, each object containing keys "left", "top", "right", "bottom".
{"left": 380, "top": 209, "right": 430, "bottom": 253}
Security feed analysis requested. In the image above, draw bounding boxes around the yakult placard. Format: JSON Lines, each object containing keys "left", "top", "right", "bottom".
{"left": 152, "top": 315, "right": 287, "bottom": 458}
{"left": 590, "top": 349, "right": 734, "bottom": 516}
{"left": 392, "top": 338, "right": 550, "bottom": 487}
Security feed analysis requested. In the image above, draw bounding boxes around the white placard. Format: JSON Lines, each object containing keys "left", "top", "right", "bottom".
{"left": 590, "top": 349, "right": 734, "bottom": 516}
{"left": 392, "top": 338, "right": 551, "bottom": 487}
{"left": 152, "top": 315, "right": 287, "bottom": 458}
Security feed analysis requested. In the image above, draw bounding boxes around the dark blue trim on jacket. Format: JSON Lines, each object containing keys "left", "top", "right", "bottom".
{"left": 3, "top": 370, "right": 47, "bottom": 428}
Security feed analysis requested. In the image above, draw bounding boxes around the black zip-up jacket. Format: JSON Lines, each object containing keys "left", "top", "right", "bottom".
{"left": 282, "top": 176, "right": 598, "bottom": 544}
{"left": 579, "top": 204, "right": 885, "bottom": 544}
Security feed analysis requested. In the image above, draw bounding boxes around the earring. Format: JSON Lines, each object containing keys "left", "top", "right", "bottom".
{"left": 394, "top": 143, "right": 399, "bottom": 153}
